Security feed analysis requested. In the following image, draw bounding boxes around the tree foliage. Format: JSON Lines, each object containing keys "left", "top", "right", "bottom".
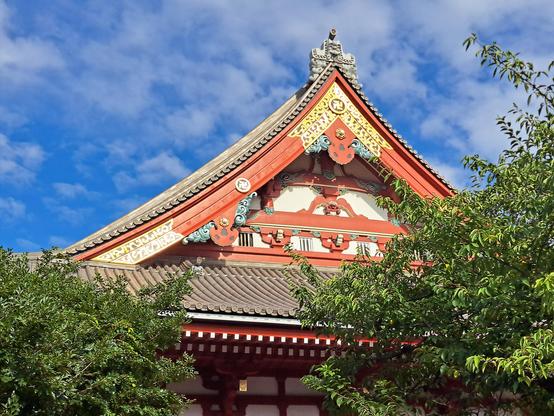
{"left": 0, "top": 249, "right": 195, "bottom": 416}
{"left": 293, "top": 37, "right": 554, "bottom": 415}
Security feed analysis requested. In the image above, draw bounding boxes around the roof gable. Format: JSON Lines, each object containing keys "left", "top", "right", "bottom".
{"left": 68, "top": 46, "right": 453, "bottom": 264}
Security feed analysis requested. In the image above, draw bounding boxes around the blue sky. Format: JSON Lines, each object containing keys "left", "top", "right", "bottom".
{"left": 1, "top": 0, "right": 553, "bottom": 252}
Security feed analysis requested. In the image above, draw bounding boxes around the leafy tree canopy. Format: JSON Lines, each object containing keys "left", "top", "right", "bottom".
{"left": 0, "top": 249, "right": 195, "bottom": 416}
{"left": 293, "top": 36, "right": 554, "bottom": 415}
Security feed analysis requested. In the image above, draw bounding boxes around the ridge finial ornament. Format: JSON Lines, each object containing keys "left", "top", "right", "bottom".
{"left": 309, "top": 29, "right": 359, "bottom": 86}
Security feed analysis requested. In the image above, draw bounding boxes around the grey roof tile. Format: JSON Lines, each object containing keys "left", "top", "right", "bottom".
{"left": 76, "top": 259, "right": 335, "bottom": 318}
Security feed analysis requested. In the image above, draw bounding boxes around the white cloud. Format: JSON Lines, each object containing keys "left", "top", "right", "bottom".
{"left": 0, "top": 133, "right": 45, "bottom": 185}
{"left": 15, "top": 238, "right": 40, "bottom": 251}
{"left": 43, "top": 197, "right": 94, "bottom": 225}
{"left": 53, "top": 182, "right": 99, "bottom": 200}
{"left": 0, "top": 196, "right": 26, "bottom": 222}
{"left": 112, "top": 151, "right": 190, "bottom": 192}
{"left": 0, "top": 0, "right": 64, "bottom": 85}
{"left": 0, "top": 0, "right": 552, "bottom": 210}
{"left": 48, "top": 235, "right": 70, "bottom": 247}
{"left": 419, "top": 80, "right": 522, "bottom": 159}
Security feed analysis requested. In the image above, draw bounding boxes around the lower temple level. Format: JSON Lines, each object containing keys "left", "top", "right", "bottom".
{"left": 166, "top": 322, "right": 361, "bottom": 416}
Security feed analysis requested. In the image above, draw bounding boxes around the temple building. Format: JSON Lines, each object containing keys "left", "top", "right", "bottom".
{"left": 65, "top": 30, "right": 453, "bottom": 416}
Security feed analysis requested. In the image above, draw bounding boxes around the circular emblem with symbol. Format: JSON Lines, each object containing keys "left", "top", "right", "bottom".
{"left": 329, "top": 98, "right": 346, "bottom": 114}
{"left": 235, "top": 177, "right": 251, "bottom": 193}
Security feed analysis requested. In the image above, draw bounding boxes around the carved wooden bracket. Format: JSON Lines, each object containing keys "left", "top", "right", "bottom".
{"left": 320, "top": 231, "right": 350, "bottom": 252}
{"left": 260, "top": 227, "right": 292, "bottom": 247}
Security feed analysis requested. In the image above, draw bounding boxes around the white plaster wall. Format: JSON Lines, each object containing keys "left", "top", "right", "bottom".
{"left": 273, "top": 186, "right": 319, "bottom": 212}
{"left": 342, "top": 241, "right": 380, "bottom": 256}
{"left": 237, "top": 377, "right": 278, "bottom": 396}
{"left": 287, "top": 405, "right": 320, "bottom": 416}
{"left": 285, "top": 378, "right": 323, "bottom": 396}
{"left": 245, "top": 405, "right": 279, "bottom": 416}
{"left": 340, "top": 190, "right": 388, "bottom": 220}
{"left": 179, "top": 404, "right": 202, "bottom": 416}
{"left": 290, "top": 236, "right": 330, "bottom": 253}
{"left": 252, "top": 232, "right": 270, "bottom": 248}
{"left": 231, "top": 232, "right": 270, "bottom": 248}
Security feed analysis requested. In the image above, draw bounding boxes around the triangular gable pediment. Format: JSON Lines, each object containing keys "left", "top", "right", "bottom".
{"left": 68, "top": 67, "right": 453, "bottom": 265}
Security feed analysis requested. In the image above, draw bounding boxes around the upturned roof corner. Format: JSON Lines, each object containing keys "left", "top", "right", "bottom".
{"left": 309, "top": 28, "right": 359, "bottom": 87}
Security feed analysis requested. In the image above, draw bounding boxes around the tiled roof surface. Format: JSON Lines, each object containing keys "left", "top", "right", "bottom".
{"left": 77, "top": 260, "right": 335, "bottom": 318}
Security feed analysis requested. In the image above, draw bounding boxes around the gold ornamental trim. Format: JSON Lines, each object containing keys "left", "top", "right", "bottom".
{"left": 93, "top": 219, "right": 183, "bottom": 265}
{"left": 289, "top": 82, "right": 392, "bottom": 156}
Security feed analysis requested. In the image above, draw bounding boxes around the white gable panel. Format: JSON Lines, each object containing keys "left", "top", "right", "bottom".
{"left": 340, "top": 190, "right": 388, "bottom": 220}
{"left": 273, "top": 186, "right": 319, "bottom": 212}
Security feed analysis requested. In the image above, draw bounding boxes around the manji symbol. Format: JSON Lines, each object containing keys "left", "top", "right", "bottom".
{"left": 289, "top": 82, "right": 392, "bottom": 157}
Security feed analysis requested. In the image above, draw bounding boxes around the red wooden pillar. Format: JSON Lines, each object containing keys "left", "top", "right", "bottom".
{"left": 277, "top": 376, "right": 287, "bottom": 416}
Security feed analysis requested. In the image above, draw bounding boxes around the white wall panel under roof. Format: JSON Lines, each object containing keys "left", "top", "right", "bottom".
{"left": 245, "top": 405, "right": 279, "bottom": 416}
{"left": 340, "top": 190, "right": 388, "bottom": 220}
{"left": 273, "top": 186, "right": 319, "bottom": 212}
{"left": 287, "top": 405, "right": 320, "bottom": 416}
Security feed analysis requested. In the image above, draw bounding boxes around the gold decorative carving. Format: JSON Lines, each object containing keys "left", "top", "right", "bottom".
{"left": 93, "top": 219, "right": 182, "bottom": 264}
{"left": 290, "top": 83, "right": 392, "bottom": 156}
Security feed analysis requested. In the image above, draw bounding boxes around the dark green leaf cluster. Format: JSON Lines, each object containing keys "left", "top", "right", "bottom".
{"left": 293, "top": 37, "right": 554, "bottom": 415}
{"left": 0, "top": 249, "right": 196, "bottom": 416}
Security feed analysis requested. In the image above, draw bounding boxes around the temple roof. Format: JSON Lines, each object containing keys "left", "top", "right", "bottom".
{"left": 76, "top": 259, "right": 333, "bottom": 319}
{"left": 66, "top": 31, "right": 453, "bottom": 258}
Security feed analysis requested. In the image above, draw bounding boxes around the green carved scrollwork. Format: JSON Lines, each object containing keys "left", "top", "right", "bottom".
{"left": 305, "top": 135, "right": 330, "bottom": 154}
{"left": 350, "top": 139, "right": 374, "bottom": 160}
{"left": 234, "top": 192, "right": 257, "bottom": 227}
{"left": 183, "top": 192, "right": 257, "bottom": 244}
{"left": 184, "top": 221, "right": 215, "bottom": 243}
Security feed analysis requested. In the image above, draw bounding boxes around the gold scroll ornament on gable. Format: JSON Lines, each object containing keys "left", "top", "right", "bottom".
{"left": 93, "top": 219, "right": 183, "bottom": 264}
{"left": 289, "top": 82, "right": 392, "bottom": 156}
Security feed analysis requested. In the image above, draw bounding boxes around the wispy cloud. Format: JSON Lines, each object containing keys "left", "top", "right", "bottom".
{"left": 0, "top": 133, "right": 45, "bottom": 185}
{"left": 112, "top": 151, "right": 190, "bottom": 192}
{"left": 0, "top": 0, "right": 64, "bottom": 86}
{"left": 43, "top": 197, "right": 94, "bottom": 226}
{"left": 0, "top": 0, "right": 553, "bottom": 251}
{"left": 53, "top": 182, "right": 100, "bottom": 200}
{"left": 0, "top": 196, "right": 26, "bottom": 222}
